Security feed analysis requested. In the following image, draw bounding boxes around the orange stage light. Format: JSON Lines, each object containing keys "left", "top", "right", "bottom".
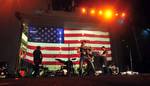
{"left": 90, "top": 9, "right": 95, "bottom": 15}
{"left": 115, "top": 13, "right": 119, "bottom": 16}
{"left": 104, "top": 9, "right": 113, "bottom": 20}
{"left": 98, "top": 10, "right": 103, "bottom": 15}
{"left": 81, "top": 8, "right": 86, "bottom": 14}
{"left": 121, "top": 12, "right": 126, "bottom": 17}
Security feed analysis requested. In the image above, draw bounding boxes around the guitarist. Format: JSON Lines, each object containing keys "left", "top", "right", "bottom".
{"left": 100, "top": 46, "right": 108, "bottom": 66}
{"left": 78, "top": 41, "right": 88, "bottom": 77}
{"left": 99, "top": 46, "right": 110, "bottom": 74}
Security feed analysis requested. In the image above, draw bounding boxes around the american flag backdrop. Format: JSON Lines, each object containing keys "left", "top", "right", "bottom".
{"left": 24, "top": 25, "right": 112, "bottom": 70}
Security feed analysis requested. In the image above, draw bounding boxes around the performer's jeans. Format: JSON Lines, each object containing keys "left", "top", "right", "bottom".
{"left": 86, "top": 61, "right": 95, "bottom": 76}
{"left": 33, "top": 63, "right": 40, "bottom": 77}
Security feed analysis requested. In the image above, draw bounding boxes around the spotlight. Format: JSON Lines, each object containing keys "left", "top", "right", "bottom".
{"left": 90, "top": 9, "right": 96, "bottom": 15}
{"left": 98, "top": 10, "right": 103, "bottom": 16}
{"left": 121, "top": 12, "right": 126, "bottom": 17}
{"left": 104, "top": 9, "right": 113, "bottom": 20}
{"left": 81, "top": 8, "right": 86, "bottom": 14}
{"left": 115, "top": 13, "right": 119, "bottom": 16}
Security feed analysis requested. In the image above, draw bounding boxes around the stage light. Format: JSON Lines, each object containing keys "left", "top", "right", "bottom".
{"left": 146, "top": 28, "right": 150, "bottom": 32}
{"left": 90, "top": 9, "right": 96, "bottom": 15}
{"left": 104, "top": 9, "right": 113, "bottom": 20}
{"left": 98, "top": 10, "right": 103, "bottom": 15}
{"left": 141, "top": 29, "right": 149, "bottom": 38}
{"left": 121, "top": 12, "right": 126, "bottom": 17}
{"left": 81, "top": 8, "right": 86, "bottom": 14}
{"left": 115, "top": 13, "right": 119, "bottom": 16}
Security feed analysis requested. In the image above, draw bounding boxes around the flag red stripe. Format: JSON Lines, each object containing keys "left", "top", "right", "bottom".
{"left": 26, "top": 52, "right": 80, "bottom": 58}
{"left": 64, "top": 40, "right": 110, "bottom": 44}
{"left": 27, "top": 45, "right": 111, "bottom": 51}
{"left": 64, "top": 34, "right": 110, "bottom": 38}
{"left": 26, "top": 52, "right": 112, "bottom": 58}
{"left": 27, "top": 45, "right": 78, "bottom": 50}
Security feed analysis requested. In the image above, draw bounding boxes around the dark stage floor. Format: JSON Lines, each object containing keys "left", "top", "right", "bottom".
{"left": 0, "top": 75, "right": 150, "bottom": 86}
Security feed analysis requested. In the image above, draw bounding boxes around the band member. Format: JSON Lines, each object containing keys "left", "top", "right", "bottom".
{"left": 100, "top": 46, "right": 108, "bottom": 66}
{"left": 78, "top": 41, "right": 87, "bottom": 77}
{"left": 99, "top": 46, "right": 110, "bottom": 74}
{"left": 33, "top": 46, "right": 43, "bottom": 77}
{"left": 78, "top": 41, "right": 95, "bottom": 77}
{"left": 86, "top": 47, "right": 95, "bottom": 76}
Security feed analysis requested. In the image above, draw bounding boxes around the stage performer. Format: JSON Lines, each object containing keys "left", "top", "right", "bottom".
{"left": 78, "top": 41, "right": 95, "bottom": 76}
{"left": 78, "top": 41, "right": 87, "bottom": 77}
{"left": 100, "top": 46, "right": 108, "bottom": 66}
{"left": 33, "top": 46, "right": 43, "bottom": 77}
{"left": 99, "top": 46, "right": 110, "bottom": 74}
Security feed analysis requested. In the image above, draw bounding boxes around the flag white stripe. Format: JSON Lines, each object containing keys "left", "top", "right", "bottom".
{"left": 65, "top": 37, "right": 110, "bottom": 41}
{"left": 26, "top": 56, "right": 80, "bottom": 61}
{"left": 27, "top": 49, "right": 112, "bottom": 55}
{"left": 85, "top": 44, "right": 111, "bottom": 47}
{"left": 28, "top": 42, "right": 111, "bottom": 48}
{"left": 65, "top": 30, "right": 109, "bottom": 35}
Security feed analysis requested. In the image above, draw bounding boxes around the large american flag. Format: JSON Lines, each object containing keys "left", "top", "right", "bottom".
{"left": 24, "top": 25, "right": 112, "bottom": 70}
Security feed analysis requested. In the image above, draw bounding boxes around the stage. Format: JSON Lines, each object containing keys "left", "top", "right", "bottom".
{"left": 0, "top": 75, "right": 150, "bottom": 86}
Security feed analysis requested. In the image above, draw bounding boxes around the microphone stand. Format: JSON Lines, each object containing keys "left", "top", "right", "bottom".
{"left": 129, "top": 47, "right": 133, "bottom": 72}
{"left": 125, "top": 45, "right": 139, "bottom": 75}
